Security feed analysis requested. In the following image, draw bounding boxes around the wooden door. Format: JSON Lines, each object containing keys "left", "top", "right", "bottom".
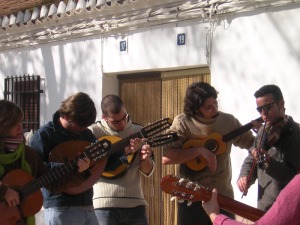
{"left": 118, "top": 67, "right": 210, "bottom": 225}
{"left": 119, "top": 72, "right": 163, "bottom": 224}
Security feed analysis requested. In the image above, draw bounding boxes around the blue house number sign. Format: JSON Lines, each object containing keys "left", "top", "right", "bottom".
{"left": 177, "top": 33, "right": 186, "bottom": 46}
{"left": 120, "top": 40, "right": 127, "bottom": 52}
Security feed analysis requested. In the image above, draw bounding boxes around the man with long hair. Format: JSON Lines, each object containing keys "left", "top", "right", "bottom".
{"left": 162, "top": 82, "right": 257, "bottom": 225}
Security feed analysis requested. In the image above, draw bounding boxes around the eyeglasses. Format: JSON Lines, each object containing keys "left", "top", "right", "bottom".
{"left": 256, "top": 101, "right": 277, "bottom": 113}
{"left": 107, "top": 113, "right": 128, "bottom": 125}
{"left": 202, "top": 100, "right": 219, "bottom": 112}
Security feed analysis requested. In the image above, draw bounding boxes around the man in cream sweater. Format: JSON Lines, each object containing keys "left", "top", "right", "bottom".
{"left": 89, "top": 94, "right": 154, "bottom": 225}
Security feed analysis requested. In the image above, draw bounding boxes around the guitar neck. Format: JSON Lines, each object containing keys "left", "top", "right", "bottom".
{"left": 160, "top": 175, "right": 264, "bottom": 222}
{"left": 99, "top": 118, "right": 173, "bottom": 159}
{"left": 222, "top": 117, "right": 263, "bottom": 142}
{"left": 104, "top": 132, "right": 143, "bottom": 158}
{"left": 21, "top": 158, "right": 79, "bottom": 198}
{"left": 21, "top": 139, "right": 110, "bottom": 197}
{"left": 217, "top": 194, "right": 264, "bottom": 221}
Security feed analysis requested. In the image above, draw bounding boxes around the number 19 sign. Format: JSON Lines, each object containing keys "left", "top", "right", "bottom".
{"left": 120, "top": 40, "right": 127, "bottom": 52}
{"left": 177, "top": 33, "right": 186, "bottom": 46}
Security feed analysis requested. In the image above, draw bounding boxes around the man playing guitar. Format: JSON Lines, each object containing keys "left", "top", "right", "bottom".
{"left": 89, "top": 94, "right": 154, "bottom": 225}
{"left": 162, "top": 82, "right": 258, "bottom": 225}
{"left": 29, "top": 92, "right": 98, "bottom": 225}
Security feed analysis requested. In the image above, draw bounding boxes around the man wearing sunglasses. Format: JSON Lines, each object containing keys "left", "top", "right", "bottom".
{"left": 89, "top": 94, "right": 154, "bottom": 225}
{"left": 237, "top": 84, "right": 300, "bottom": 212}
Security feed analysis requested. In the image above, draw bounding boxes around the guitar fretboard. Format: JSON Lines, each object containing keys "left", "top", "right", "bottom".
{"left": 102, "top": 132, "right": 143, "bottom": 158}
{"left": 21, "top": 158, "right": 78, "bottom": 198}
{"left": 98, "top": 118, "right": 172, "bottom": 159}
{"left": 20, "top": 139, "right": 109, "bottom": 198}
{"left": 222, "top": 117, "right": 263, "bottom": 142}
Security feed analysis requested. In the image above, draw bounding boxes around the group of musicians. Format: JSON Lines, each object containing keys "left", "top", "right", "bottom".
{"left": 1, "top": 82, "right": 300, "bottom": 225}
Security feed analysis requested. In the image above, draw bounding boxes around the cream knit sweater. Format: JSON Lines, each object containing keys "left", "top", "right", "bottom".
{"left": 89, "top": 119, "right": 153, "bottom": 208}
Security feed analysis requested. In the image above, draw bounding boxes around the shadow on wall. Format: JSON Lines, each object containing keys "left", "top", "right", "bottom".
{"left": 36, "top": 209, "right": 45, "bottom": 225}
{"left": 24, "top": 129, "right": 34, "bottom": 144}
{"left": 25, "top": 130, "right": 46, "bottom": 224}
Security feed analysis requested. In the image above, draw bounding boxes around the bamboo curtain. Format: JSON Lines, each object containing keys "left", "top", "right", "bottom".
{"left": 118, "top": 67, "right": 210, "bottom": 225}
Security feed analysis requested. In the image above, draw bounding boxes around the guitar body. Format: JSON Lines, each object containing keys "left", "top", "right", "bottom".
{"left": 184, "top": 118, "right": 263, "bottom": 171}
{"left": 184, "top": 132, "right": 227, "bottom": 171}
{"left": 99, "top": 132, "right": 178, "bottom": 179}
{"left": 0, "top": 139, "right": 112, "bottom": 224}
{"left": 49, "top": 140, "right": 108, "bottom": 195}
{"left": 99, "top": 136, "right": 136, "bottom": 179}
{"left": 0, "top": 169, "right": 43, "bottom": 225}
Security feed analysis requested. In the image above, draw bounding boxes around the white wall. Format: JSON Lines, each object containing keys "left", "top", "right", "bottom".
{"left": 211, "top": 5, "right": 300, "bottom": 206}
{"left": 0, "top": 37, "right": 112, "bottom": 124}
{"left": 0, "top": 3, "right": 300, "bottom": 211}
{"left": 103, "top": 21, "right": 208, "bottom": 73}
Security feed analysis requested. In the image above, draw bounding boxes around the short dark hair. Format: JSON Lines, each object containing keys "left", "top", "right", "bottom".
{"left": 254, "top": 84, "right": 283, "bottom": 102}
{"left": 184, "top": 82, "right": 218, "bottom": 117}
{"left": 0, "top": 100, "right": 24, "bottom": 140}
{"left": 59, "top": 92, "right": 96, "bottom": 127}
{"left": 101, "top": 94, "right": 124, "bottom": 116}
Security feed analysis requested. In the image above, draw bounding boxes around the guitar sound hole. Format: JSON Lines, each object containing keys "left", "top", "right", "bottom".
{"left": 195, "top": 157, "right": 203, "bottom": 164}
{"left": 205, "top": 139, "right": 218, "bottom": 153}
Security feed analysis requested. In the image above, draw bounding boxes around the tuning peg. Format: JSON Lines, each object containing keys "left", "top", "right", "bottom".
{"left": 186, "top": 181, "right": 193, "bottom": 188}
{"left": 170, "top": 196, "right": 177, "bottom": 201}
{"left": 178, "top": 198, "right": 184, "bottom": 203}
{"left": 179, "top": 178, "right": 185, "bottom": 184}
{"left": 194, "top": 183, "right": 201, "bottom": 191}
{"left": 187, "top": 201, "right": 192, "bottom": 206}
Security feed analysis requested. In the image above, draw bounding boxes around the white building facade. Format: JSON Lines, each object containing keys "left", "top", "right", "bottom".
{"left": 1, "top": 0, "right": 300, "bottom": 217}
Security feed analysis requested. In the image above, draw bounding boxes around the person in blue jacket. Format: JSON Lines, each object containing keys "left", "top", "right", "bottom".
{"left": 30, "top": 92, "right": 99, "bottom": 225}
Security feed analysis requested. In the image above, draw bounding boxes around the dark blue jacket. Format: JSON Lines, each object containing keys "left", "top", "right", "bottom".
{"left": 30, "top": 111, "right": 97, "bottom": 208}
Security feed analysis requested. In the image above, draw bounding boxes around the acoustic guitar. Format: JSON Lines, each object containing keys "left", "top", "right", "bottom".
{"left": 184, "top": 117, "right": 263, "bottom": 171}
{"left": 101, "top": 132, "right": 178, "bottom": 179}
{"left": 98, "top": 117, "right": 173, "bottom": 179}
{"left": 50, "top": 118, "right": 173, "bottom": 183}
{"left": 0, "top": 139, "right": 110, "bottom": 225}
{"left": 160, "top": 175, "right": 265, "bottom": 222}
{"left": 184, "top": 132, "right": 226, "bottom": 171}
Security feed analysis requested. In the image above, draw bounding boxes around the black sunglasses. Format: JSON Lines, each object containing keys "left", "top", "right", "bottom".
{"left": 256, "top": 101, "right": 277, "bottom": 113}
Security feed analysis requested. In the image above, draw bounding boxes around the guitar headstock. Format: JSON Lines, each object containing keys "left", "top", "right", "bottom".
{"left": 85, "top": 138, "right": 111, "bottom": 161}
{"left": 160, "top": 175, "right": 212, "bottom": 203}
{"left": 141, "top": 118, "right": 173, "bottom": 138}
{"left": 161, "top": 175, "right": 266, "bottom": 221}
{"left": 146, "top": 132, "right": 178, "bottom": 148}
